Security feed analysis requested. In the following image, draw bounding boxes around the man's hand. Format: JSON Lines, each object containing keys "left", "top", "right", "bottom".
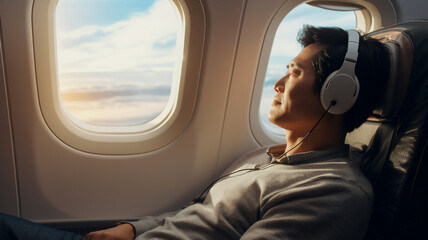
{"left": 84, "top": 223, "right": 135, "bottom": 240}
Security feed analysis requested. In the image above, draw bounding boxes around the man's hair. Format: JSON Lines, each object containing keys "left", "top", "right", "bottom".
{"left": 297, "top": 25, "right": 390, "bottom": 132}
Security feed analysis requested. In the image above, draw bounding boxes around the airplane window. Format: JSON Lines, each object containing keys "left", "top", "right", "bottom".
{"left": 56, "top": 0, "right": 179, "bottom": 126}
{"left": 259, "top": 3, "right": 356, "bottom": 137}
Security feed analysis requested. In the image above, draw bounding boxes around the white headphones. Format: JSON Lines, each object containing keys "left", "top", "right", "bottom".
{"left": 320, "top": 29, "right": 360, "bottom": 114}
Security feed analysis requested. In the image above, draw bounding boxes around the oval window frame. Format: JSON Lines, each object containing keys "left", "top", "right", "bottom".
{"left": 32, "top": 0, "right": 206, "bottom": 155}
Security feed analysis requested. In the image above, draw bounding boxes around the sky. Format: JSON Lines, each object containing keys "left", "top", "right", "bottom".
{"left": 56, "top": 0, "right": 178, "bottom": 125}
{"left": 55, "top": 1, "right": 355, "bottom": 128}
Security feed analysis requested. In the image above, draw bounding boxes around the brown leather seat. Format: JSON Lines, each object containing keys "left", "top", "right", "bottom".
{"left": 346, "top": 20, "right": 428, "bottom": 239}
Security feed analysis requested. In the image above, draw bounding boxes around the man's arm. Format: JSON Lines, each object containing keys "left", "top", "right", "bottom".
{"left": 84, "top": 209, "right": 182, "bottom": 240}
{"left": 126, "top": 210, "right": 180, "bottom": 237}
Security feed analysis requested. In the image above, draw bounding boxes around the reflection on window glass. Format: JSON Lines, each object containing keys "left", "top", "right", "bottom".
{"left": 56, "top": 0, "right": 179, "bottom": 126}
{"left": 259, "top": 3, "right": 356, "bottom": 135}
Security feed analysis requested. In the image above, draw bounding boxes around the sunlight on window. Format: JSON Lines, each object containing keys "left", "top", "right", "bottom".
{"left": 56, "top": 0, "right": 179, "bottom": 126}
{"left": 259, "top": 3, "right": 356, "bottom": 135}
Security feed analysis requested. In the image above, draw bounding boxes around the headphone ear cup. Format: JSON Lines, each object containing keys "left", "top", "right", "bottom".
{"left": 319, "top": 29, "right": 361, "bottom": 115}
{"left": 320, "top": 72, "right": 360, "bottom": 114}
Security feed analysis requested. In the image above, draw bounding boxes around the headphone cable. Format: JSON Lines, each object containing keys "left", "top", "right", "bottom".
{"left": 276, "top": 101, "right": 335, "bottom": 160}
{"left": 194, "top": 101, "right": 335, "bottom": 203}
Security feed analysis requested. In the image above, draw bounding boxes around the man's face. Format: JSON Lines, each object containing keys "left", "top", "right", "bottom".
{"left": 268, "top": 44, "right": 326, "bottom": 133}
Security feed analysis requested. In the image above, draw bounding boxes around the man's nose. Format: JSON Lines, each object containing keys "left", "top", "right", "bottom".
{"left": 274, "top": 78, "right": 285, "bottom": 93}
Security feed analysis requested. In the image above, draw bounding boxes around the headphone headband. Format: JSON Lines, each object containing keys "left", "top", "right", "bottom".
{"left": 345, "top": 29, "right": 360, "bottom": 62}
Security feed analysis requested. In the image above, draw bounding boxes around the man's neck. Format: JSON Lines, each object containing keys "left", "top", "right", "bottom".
{"left": 284, "top": 116, "right": 346, "bottom": 156}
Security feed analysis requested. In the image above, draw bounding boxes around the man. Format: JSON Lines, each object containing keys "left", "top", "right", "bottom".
{"left": 85, "top": 25, "right": 389, "bottom": 239}
{"left": 1, "top": 25, "right": 390, "bottom": 240}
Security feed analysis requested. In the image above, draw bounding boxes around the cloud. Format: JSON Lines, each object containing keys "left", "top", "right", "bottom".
{"left": 55, "top": 0, "right": 180, "bottom": 125}
{"left": 61, "top": 85, "right": 171, "bottom": 102}
{"left": 269, "top": 5, "right": 356, "bottom": 58}
{"left": 56, "top": 0, "right": 179, "bottom": 73}
{"left": 58, "top": 70, "right": 174, "bottom": 91}
{"left": 63, "top": 98, "right": 169, "bottom": 125}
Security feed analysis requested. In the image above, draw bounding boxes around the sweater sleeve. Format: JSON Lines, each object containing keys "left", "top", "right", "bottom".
{"left": 127, "top": 209, "right": 181, "bottom": 237}
{"left": 241, "top": 178, "right": 373, "bottom": 240}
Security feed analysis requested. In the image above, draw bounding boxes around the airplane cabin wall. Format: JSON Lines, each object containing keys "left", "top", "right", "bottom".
{"left": 0, "top": 0, "right": 262, "bottom": 222}
{"left": 0, "top": 0, "right": 427, "bottom": 223}
{"left": 0, "top": 15, "right": 19, "bottom": 217}
{"left": 393, "top": 0, "right": 427, "bottom": 23}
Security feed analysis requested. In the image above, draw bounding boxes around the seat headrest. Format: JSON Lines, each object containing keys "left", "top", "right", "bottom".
{"left": 359, "top": 20, "right": 428, "bottom": 239}
{"left": 366, "top": 30, "right": 413, "bottom": 121}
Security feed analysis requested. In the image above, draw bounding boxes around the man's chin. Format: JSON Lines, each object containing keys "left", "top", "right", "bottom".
{"left": 268, "top": 117, "right": 282, "bottom": 128}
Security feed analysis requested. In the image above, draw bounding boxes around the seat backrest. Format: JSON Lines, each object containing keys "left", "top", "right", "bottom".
{"left": 346, "top": 20, "right": 428, "bottom": 239}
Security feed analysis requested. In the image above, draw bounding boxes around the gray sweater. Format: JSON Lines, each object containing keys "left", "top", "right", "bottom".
{"left": 130, "top": 144, "right": 373, "bottom": 239}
